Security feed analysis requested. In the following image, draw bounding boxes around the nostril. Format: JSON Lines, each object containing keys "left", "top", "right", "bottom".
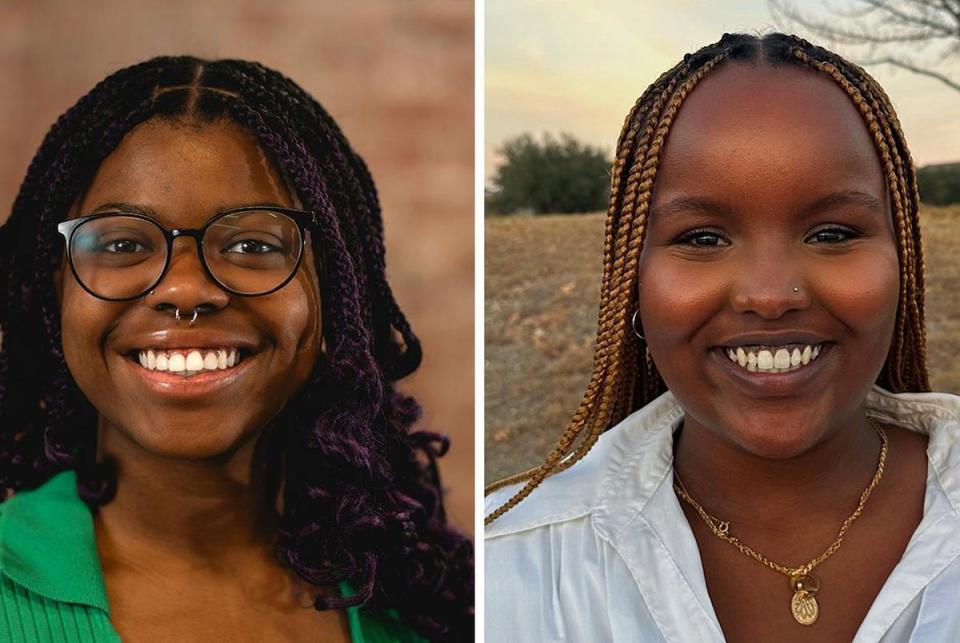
{"left": 150, "top": 302, "right": 218, "bottom": 322}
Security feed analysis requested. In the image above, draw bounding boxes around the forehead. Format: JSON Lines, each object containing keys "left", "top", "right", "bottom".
{"left": 74, "top": 118, "right": 293, "bottom": 225}
{"left": 652, "top": 62, "right": 887, "bottom": 217}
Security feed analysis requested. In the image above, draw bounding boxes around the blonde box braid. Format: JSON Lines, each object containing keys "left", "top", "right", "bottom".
{"left": 486, "top": 32, "right": 929, "bottom": 525}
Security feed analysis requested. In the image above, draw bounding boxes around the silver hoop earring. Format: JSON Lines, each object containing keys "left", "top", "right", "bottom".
{"left": 174, "top": 308, "right": 199, "bottom": 326}
{"left": 631, "top": 309, "right": 646, "bottom": 343}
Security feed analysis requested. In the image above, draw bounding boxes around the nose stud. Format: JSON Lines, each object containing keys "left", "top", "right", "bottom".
{"left": 793, "top": 287, "right": 800, "bottom": 293}
{"left": 175, "top": 308, "right": 199, "bottom": 326}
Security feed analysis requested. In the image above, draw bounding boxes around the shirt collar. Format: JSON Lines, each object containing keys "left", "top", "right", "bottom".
{"left": 485, "top": 386, "right": 960, "bottom": 641}
{"left": 599, "top": 385, "right": 960, "bottom": 640}
{"left": 592, "top": 385, "right": 960, "bottom": 540}
{"left": 0, "top": 469, "right": 110, "bottom": 612}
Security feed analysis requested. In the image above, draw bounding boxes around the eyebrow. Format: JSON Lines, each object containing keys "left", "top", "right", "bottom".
{"left": 798, "top": 190, "right": 884, "bottom": 218}
{"left": 90, "top": 202, "right": 157, "bottom": 217}
{"left": 650, "top": 190, "right": 885, "bottom": 220}
{"left": 87, "top": 201, "right": 289, "bottom": 220}
{"left": 650, "top": 196, "right": 734, "bottom": 220}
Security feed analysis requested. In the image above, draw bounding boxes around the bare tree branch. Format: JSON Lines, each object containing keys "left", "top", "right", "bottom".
{"left": 866, "top": 56, "right": 960, "bottom": 89}
{"left": 770, "top": 0, "right": 960, "bottom": 93}
{"left": 938, "top": 0, "right": 960, "bottom": 28}
{"left": 859, "top": 0, "right": 954, "bottom": 35}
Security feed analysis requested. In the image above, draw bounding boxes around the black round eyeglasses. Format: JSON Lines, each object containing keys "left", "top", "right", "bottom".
{"left": 57, "top": 206, "right": 318, "bottom": 302}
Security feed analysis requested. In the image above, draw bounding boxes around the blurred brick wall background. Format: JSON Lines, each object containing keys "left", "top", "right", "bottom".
{"left": 0, "top": 0, "right": 474, "bottom": 532}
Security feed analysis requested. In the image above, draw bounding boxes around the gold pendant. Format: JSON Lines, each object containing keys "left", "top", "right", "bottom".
{"left": 791, "top": 590, "right": 819, "bottom": 625}
{"left": 789, "top": 574, "right": 820, "bottom": 625}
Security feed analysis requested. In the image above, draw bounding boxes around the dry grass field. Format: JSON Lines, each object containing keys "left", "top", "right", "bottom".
{"left": 485, "top": 206, "right": 960, "bottom": 482}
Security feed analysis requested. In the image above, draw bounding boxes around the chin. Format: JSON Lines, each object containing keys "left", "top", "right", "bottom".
{"left": 116, "top": 414, "right": 261, "bottom": 461}
{"left": 729, "top": 430, "right": 823, "bottom": 460}
{"left": 715, "top": 406, "right": 834, "bottom": 460}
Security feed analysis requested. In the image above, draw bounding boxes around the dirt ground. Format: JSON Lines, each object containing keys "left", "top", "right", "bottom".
{"left": 485, "top": 206, "right": 960, "bottom": 482}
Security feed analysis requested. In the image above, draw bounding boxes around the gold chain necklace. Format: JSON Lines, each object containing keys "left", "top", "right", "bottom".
{"left": 673, "top": 419, "right": 888, "bottom": 626}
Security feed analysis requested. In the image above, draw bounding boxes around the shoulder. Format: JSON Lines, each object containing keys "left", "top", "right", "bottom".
{"left": 0, "top": 469, "right": 78, "bottom": 555}
{"left": 483, "top": 392, "right": 683, "bottom": 643}
{"left": 351, "top": 607, "right": 427, "bottom": 643}
{"left": 0, "top": 469, "right": 80, "bottom": 509}
{"left": 866, "top": 386, "right": 960, "bottom": 425}
{"left": 0, "top": 470, "right": 112, "bottom": 615}
{"left": 485, "top": 391, "right": 684, "bottom": 542}
{"left": 0, "top": 474, "right": 119, "bottom": 642}
{"left": 866, "top": 386, "right": 960, "bottom": 511}
{"left": 0, "top": 574, "right": 119, "bottom": 642}
{"left": 865, "top": 387, "right": 960, "bottom": 464}
{"left": 0, "top": 470, "right": 85, "bottom": 555}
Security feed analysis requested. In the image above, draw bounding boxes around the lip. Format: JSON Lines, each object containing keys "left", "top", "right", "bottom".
{"left": 115, "top": 349, "right": 257, "bottom": 398}
{"left": 716, "top": 332, "right": 831, "bottom": 348}
{"left": 711, "top": 342, "right": 834, "bottom": 396}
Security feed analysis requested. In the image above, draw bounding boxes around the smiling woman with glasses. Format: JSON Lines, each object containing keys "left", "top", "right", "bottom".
{"left": 0, "top": 57, "right": 472, "bottom": 642}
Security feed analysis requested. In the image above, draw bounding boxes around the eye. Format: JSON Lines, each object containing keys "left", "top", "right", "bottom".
{"left": 100, "top": 239, "right": 150, "bottom": 253}
{"left": 806, "top": 225, "right": 861, "bottom": 244}
{"left": 224, "top": 239, "right": 282, "bottom": 254}
{"left": 674, "top": 228, "right": 728, "bottom": 248}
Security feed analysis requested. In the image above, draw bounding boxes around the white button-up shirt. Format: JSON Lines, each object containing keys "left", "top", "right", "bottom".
{"left": 485, "top": 386, "right": 960, "bottom": 642}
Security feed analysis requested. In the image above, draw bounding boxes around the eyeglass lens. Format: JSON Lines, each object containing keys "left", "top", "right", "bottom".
{"left": 68, "top": 210, "right": 304, "bottom": 299}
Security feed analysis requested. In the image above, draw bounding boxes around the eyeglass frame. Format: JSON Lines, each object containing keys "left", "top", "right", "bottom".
{"left": 56, "top": 205, "right": 319, "bottom": 302}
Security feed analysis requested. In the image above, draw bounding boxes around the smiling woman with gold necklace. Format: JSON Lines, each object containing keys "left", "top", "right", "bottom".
{"left": 485, "top": 32, "right": 959, "bottom": 642}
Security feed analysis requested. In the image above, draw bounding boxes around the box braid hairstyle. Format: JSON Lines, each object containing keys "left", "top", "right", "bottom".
{"left": 0, "top": 57, "right": 472, "bottom": 639}
{"left": 486, "top": 32, "right": 930, "bottom": 524}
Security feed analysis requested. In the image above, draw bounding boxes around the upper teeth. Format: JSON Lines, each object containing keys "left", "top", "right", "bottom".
{"left": 137, "top": 348, "right": 240, "bottom": 375}
{"left": 724, "top": 344, "right": 822, "bottom": 373}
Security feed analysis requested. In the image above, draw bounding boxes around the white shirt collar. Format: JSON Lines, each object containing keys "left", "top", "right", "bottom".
{"left": 486, "top": 385, "right": 960, "bottom": 641}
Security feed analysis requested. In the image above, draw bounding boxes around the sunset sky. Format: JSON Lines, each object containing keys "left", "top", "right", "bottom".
{"left": 486, "top": 0, "right": 960, "bottom": 182}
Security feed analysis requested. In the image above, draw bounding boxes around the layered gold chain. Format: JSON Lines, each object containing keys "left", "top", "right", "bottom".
{"left": 673, "top": 419, "right": 888, "bottom": 625}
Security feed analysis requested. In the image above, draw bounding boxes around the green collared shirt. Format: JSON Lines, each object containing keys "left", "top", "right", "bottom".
{"left": 0, "top": 470, "right": 423, "bottom": 642}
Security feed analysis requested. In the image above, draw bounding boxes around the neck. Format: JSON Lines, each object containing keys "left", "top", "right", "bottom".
{"left": 672, "top": 408, "right": 883, "bottom": 538}
{"left": 92, "top": 417, "right": 283, "bottom": 573}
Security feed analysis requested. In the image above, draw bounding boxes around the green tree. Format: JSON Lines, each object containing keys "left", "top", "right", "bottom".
{"left": 486, "top": 133, "right": 610, "bottom": 215}
{"left": 917, "top": 162, "right": 960, "bottom": 205}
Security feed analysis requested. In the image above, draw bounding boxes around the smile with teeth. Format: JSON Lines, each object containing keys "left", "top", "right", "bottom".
{"left": 724, "top": 343, "right": 823, "bottom": 374}
{"left": 135, "top": 348, "right": 243, "bottom": 377}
